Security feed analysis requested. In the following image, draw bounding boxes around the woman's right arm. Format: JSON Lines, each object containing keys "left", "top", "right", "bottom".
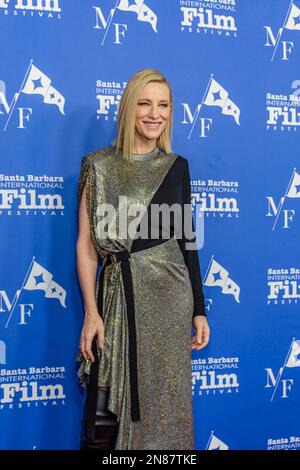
{"left": 77, "top": 183, "right": 105, "bottom": 363}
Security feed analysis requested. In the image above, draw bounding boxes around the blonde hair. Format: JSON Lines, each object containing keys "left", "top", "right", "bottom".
{"left": 112, "top": 68, "right": 173, "bottom": 161}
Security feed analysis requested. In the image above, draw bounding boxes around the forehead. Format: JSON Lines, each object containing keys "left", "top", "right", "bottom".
{"left": 138, "top": 82, "right": 170, "bottom": 99}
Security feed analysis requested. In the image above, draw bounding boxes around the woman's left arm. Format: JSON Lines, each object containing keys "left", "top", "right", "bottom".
{"left": 181, "top": 158, "right": 210, "bottom": 351}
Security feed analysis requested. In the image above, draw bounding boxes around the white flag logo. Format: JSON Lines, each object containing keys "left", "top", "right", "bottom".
{"left": 272, "top": 169, "right": 300, "bottom": 230}
{"left": 203, "top": 258, "right": 229, "bottom": 288}
{"left": 286, "top": 339, "right": 300, "bottom": 367}
{"left": 203, "top": 77, "right": 240, "bottom": 125}
{"left": 285, "top": 2, "right": 300, "bottom": 31}
{"left": 270, "top": 337, "right": 300, "bottom": 401}
{"left": 23, "top": 260, "right": 66, "bottom": 308}
{"left": 204, "top": 257, "right": 240, "bottom": 303}
{"left": 21, "top": 63, "right": 65, "bottom": 115}
{"left": 286, "top": 170, "right": 300, "bottom": 198}
{"left": 117, "top": 0, "right": 158, "bottom": 32}
{"left": 207, "top": 433, "right": 229, "bottom": 450}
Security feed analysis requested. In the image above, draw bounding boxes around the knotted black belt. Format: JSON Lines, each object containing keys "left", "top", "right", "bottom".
{"left": 84, "top": 238, "right": 173, "bottom": 440}
{"left": 84, "top": 247, "right": 140, "bottom": 440}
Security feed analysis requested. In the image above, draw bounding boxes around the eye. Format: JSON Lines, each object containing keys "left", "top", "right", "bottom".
{"left": 138, "top": 102, "right": 169, "bottom": 107}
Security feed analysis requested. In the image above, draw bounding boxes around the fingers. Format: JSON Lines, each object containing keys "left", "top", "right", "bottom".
{"left": 85, "top": 335, "right": 95, "bottom": 363}
{"left": 80, "top": 330, "right": 105, "bottom": 362}
{"left": 202, "top": 326, "right": 210, "bottom": 345}
{"left": 191, "top": 326, "right": 210, "bottom": 350}
{"left": 97, "top": 327, "right": 105, "bottom": 349}
{"left": 191, "top": 335, "right": 202, "bottom": 350}
{"left": 79, "top": 315, "right": 106, "bottom": 362}
{"left": 80, "top": 331, "right": 87, "bottom": 360}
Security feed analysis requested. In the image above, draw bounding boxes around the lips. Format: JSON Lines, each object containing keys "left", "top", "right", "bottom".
{"left": 142, "top": 121, "right": 162, "bottom": 128}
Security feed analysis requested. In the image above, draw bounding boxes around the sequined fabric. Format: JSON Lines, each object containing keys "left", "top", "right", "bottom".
{"left": 76, "top": 146, "right": 195, "bottom": 450}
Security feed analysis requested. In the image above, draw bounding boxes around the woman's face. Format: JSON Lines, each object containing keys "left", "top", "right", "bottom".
{"left": 135, "top": 81, "right": 172, "bottom": 142}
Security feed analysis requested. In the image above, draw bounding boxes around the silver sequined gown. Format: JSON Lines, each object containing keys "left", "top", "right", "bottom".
{"left": 76, "top": 145, "right": 207, "bottom": 450}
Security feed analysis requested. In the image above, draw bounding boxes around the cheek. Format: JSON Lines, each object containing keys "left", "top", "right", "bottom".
{"left": 161, "top": 112, "right": 170, "bottom": 124}
{"left": 135, "top": 115, "right": 144, "bottom": 127}
{"left": 161, "top": 108, "right": 171, "bottom": 120}
{"left": 136, "top": 108, "right": 147, "bottom": 119}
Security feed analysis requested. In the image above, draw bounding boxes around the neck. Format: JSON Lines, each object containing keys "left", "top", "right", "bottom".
{"left": 133, "top": 136, "right": 158, "bottom": 154}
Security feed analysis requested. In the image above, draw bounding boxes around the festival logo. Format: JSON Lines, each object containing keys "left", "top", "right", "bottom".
{"left": 0, "top": 0, "right": 62, "bottom": 18}
{"left": 265, "top": 338, "right": 300, "bottom": 400}
{"left": 96, "top": 78, "right": 125, "bottom": 121}
{"left": 265, "top": 87, "right": 300, "bottom": 132}
{"left": 267, "top": 435, "right": 300, "bottom": 450}
{"left": 267, "top": 266, "right": 300, "bottom": 305}
{"left": 206, "top": 432, "right": 229, "bottom": 450}
{"left": 2, "top": 257, "right": 66, "bottom": 329}
{"left": 93, "top": 0, "right": 158, "bottom": 45}
{"left": 0, "top": 363, "right": 66, "bottom": 410}
{"left": 203, "top": 256, "right": 240, "bottom": 303}
{"left": 191, "top": 176, "right": 240, "bottom": 220}
{"left": 192, "top": 355, "right": 240, "bottom": 397}
{"left": 0, "top": 60, "right": 65, "bottom": 130}
{"left": 0, "top": 170, "right": 65, "bottom": 216}
{"left": 266, "top": 168, "right": 300, "bottom": 230}
{"left": 179, "top": 0, "right": 238, "bottom": 38}
{"left": 265, "top": 0, "right": 300, "bottom": 62}
{"left": 182, "top": 75, "right": 240, "bottom": 139}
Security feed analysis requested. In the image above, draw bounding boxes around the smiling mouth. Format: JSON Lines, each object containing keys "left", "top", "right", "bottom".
{"left": 142, "top": 121, "right": 162, "bottom": 127}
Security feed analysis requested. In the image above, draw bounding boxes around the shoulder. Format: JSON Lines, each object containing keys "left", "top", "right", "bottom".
{"left": 171, "top": 153, "right": 189, "bottom": 172}
{"left": 169, "top": 151, "right": 188, "bottom": 164}
{"left": 80, "top": 145, "right": 118, "bottom": 168}
{"left": 81, "top": 145, "right": 117, "bottom": 161}
{"left": 170, "top": 154, "right": 193, "bottom": 186}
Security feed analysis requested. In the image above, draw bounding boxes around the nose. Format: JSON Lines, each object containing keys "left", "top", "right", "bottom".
{"left": 147, "top": 105, "right": 160, "bottom": 119}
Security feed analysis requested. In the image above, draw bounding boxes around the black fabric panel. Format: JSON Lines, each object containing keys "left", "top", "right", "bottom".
{"left": 131, "top": 155, "right": 207, "bottom": 318}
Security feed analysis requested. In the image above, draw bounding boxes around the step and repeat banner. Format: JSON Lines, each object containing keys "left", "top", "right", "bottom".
{"left": 1, "top": 0, "right": 300, "bottom": 450}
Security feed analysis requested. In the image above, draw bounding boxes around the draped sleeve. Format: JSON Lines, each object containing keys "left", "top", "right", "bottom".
{"left": 77, "top": 153, "right": 96, "bottom": 226}
{"left": 77, "top": 152, "right": 101, "bottom": 258}
{"left": 182, "top": 158, "right": 207, "bottom": 318}
{"left": 75, "top": 153, "right": 102, "bottom": 388}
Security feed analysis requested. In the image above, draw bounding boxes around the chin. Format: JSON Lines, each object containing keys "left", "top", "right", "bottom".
{"left": 144, "top": 133, "right": 161, "bottom": 139}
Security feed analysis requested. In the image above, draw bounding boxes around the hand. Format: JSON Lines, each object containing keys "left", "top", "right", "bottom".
{"left": 80, "top": 309, "right": 105, "bottom": 363}
{"left": 191, "top": 315, "right": 210, "bottom": 350}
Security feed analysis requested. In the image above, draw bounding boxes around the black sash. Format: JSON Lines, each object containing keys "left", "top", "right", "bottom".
{"left": 84, "top": 238, "right": 171, "bottom": 440}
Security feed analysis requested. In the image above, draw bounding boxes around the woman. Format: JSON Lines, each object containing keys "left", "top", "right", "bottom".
{"left": 76, "top": 68, "right": 210, "bottom": 450}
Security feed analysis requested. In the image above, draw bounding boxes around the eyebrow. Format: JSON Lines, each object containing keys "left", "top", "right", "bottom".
{"left": 137, "top": 99, "right": 169, "bottom": 102}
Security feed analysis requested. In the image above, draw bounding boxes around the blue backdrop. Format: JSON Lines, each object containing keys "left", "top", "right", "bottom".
{"left": 1, "top": 0, "right": 300, "bottom": 451}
